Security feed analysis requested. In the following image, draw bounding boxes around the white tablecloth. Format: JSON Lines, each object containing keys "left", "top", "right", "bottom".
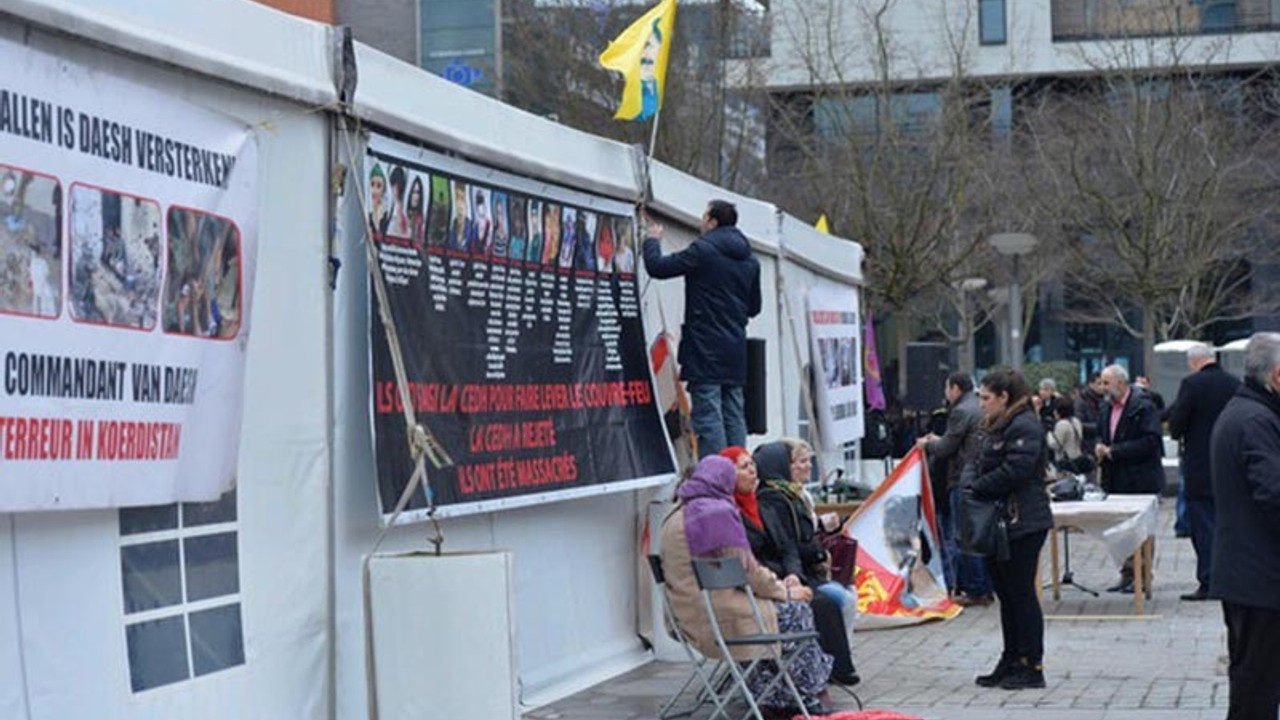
{"left": 1050, "top": 495, "right": 1160, "bottom": 566}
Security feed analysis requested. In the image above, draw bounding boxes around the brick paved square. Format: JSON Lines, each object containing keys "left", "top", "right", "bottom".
{"left": 526, "top": 501, "right": 1229, "bottom": 719}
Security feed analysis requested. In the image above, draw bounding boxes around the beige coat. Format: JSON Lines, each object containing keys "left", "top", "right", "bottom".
{"left": 659, "top": 507, "right": 788, "bottom": 661}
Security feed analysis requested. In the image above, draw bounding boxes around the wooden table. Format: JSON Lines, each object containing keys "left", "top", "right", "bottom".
{"left": 1046, "top": 495, "right": 1160, "bottom": 615}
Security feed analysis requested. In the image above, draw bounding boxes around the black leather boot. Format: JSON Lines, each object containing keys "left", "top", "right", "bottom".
{"left": 975, "top": 653, "right": 1016, "bottom": 687}
{"left": 998, "top": 657, "right": 1046, "bottom": 689}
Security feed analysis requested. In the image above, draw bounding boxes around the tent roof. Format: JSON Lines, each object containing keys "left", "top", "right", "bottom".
{"left": 3, "top": 0, "right": 337, "bottom": 107}
{"left": 1153, "top": 340, "right": 1211, "bottom": 353}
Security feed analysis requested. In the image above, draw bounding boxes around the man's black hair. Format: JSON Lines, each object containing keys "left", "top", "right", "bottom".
{"left": 946, "top": 372, "right": 974, "bottom": 394}
{"left": 706, "top": 200, "right": 738, "bottom": 228}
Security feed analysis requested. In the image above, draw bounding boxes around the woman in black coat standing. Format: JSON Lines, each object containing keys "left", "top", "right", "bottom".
{"left": 963, "top": 370, "right": 1053, "bottom": 690}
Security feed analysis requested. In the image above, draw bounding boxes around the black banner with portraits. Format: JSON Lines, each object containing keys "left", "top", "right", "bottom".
{"left": 364, "top": 134, "right": 674, "bottom": 520}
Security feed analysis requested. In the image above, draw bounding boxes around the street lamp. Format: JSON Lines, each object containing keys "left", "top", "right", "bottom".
{"left": 988, "top": 233, "right": 1039, "bottom": 373}
{"left": 956, "top": 276, "right": 988, "bottom": 376}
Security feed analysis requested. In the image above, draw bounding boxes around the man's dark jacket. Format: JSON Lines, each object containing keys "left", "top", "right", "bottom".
{"left": 644, "top": 226, "right": 761, "bottom": 386}
{"left": 925, "top": 392, "right": 982, "bottom": 490}
{"left": 1167, "top": 363, "right": 1241, "bottom": 499}
{"left": 1098, "top": 391, "right": 1164, "bottom": 494}
{"left": 1209, "top": 379, "right": 1280, "bottom": 610}
{"left": 1074, "top": 387, "right": 1106, "bottom": 449}
{"left": 961, "top": 402, "right": 1052, "bottom": 541}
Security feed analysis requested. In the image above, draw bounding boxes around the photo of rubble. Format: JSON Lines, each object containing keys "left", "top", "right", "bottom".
{"left": 0, "top": 165, "right": 62, "bottom": 318}
{"left": 68, "top": 184, "right": 162, "bottom": 330}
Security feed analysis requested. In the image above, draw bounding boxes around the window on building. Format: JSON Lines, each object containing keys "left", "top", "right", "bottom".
{"left": 979, "top": 0, "right": 1007, "bottom": 44}
{"left": 990, "top": 86, "right": 1014, "bottom": 139}
{"left": 727, "top": 7, "right": 771, "bottom": 59}
{"left": 420, "top": 0, "right": 497, "bottom": 96}
{"left": 1199, "top": 0, "right": 1237, "bottom": 32}
{"left": 120, "top": 490, "right": 243, "bottom": 693}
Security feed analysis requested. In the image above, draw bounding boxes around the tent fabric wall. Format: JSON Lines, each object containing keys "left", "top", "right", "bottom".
{"left": 0, "top": 519, "right": 26, "bottom": 720}
{"left": 774, "top": 261, "right": 864, "bottom": 474}
{"left": 0, "top": 1, "right": 868, "bottom": 718}
{"left": 0, "top": 7, "right": 332, "bottom": 720}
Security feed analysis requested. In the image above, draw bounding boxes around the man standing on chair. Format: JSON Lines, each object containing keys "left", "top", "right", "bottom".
{"left": 1167, "top": 343, "right": 1240, "bottom": 602}
{"left": 1095, "top": 364, "right": 1164, "bottom": 593}
{"left": 1209, "top": 333, "right": 1280, "bottom": 720}
{"left": 644, "top": 201, "right": 762, "bottom": 458}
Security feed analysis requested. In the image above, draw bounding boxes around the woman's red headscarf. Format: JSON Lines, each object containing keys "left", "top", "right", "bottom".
{"left": 719, "top": 446, "right": 762, "bottom": 529}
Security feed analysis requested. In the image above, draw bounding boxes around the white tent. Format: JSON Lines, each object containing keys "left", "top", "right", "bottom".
{"left": 0, "top": 1, "right": 865, "bottom": 718}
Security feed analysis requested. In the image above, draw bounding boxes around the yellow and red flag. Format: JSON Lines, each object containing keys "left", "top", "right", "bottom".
{"left": 598, "top": 0, "right": 677, "bottom": 121}
{"left": 843, "top": 448, "right": 961, "bottom": 628}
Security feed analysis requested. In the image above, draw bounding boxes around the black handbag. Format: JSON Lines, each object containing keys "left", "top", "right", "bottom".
{"left": 957, "top": 492, "right": 1010, "bottom": 561}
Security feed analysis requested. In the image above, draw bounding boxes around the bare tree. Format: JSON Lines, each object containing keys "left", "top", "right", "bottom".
{"left": 764, "top": 0, "right": 1049, "bottom": 391}
{"left": 500, "top": 0, "right": 771, "bottom": 192}
{"left": 1023, "top": 28, "right": 1280, "bottom": 373}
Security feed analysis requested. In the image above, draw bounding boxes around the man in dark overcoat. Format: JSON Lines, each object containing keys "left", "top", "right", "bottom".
{"left": 1167, "top": 343, "right": 1240, "bottom": 601}
{"left": 1095, "top": 364, "right": 1163, "bottom": 592}
{"left": 1209, "top": 332, "right": 1280, "bottom": 720}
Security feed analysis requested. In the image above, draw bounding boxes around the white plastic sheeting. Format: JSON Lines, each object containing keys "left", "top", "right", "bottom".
{"left": 0, "top": 1, "right": 867, "bottom": 718}
{"left": 0, "top": 7, "right": 332, "bottom": 720}
{"left": 368, "top": 552, "right": 518, "bottom": 720}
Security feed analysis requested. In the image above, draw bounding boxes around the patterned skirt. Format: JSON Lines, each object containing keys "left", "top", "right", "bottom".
{"left": 744, "top": 600, "right": 833, "bottom": 708}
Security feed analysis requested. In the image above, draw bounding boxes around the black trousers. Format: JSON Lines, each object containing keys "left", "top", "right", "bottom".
{"left": 986, "top": 529, "right": 1048, "bottom": 663}
{"left": 1185, "top": 497, "right": 1214, "bottom": 590}
{"left": 810, "top": 592, "right": 855, "bottom": 677}
{"left": 1223, "top": 601, "right": 1280, "bottom": 720}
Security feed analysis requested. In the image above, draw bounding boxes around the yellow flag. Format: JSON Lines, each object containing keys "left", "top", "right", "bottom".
{"left": 598, "top": 0, "right": 677, "bottom": 122}
{"left": 815, "top": 214, "right": 830, "bottom": 234}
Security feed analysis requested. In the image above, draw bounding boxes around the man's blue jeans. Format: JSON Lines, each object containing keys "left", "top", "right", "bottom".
{"left": 689, "top": 383, "right": 746, "bottom": 458}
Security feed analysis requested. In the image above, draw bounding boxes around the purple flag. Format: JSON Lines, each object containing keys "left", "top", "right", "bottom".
{"left": 864, "top": 310, "right": 886, "bottom": 411}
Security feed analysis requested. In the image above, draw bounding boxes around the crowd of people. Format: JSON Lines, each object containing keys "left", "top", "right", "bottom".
{"left": 919, "top": 340, "right": 1280, "bottom": 718}
{"left": 642, "top": 197, "right": 1278, "bottom": 715}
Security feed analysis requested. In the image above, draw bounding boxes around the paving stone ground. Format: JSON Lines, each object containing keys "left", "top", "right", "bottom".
{"left": 525, "top": 500, "right": 1232, "bottom": 720}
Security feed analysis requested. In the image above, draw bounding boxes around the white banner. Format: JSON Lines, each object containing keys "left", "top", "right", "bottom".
{"left": 0, "top": 38, "right": 258, "bottom": 510}
{"left": 806, "top": 284, "right": 862, "bottom": 448}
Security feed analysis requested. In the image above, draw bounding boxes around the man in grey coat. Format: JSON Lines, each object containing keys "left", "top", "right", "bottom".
{"left": 1209, "top": 333, "right": 1280, "bottom": 720}
{"left": 919, "top": 372, "right": 992, "bottom": 604}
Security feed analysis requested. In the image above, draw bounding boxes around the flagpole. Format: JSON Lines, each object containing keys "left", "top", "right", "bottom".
{"left": 647, "top": 103, "right": 663, "bottom": 163}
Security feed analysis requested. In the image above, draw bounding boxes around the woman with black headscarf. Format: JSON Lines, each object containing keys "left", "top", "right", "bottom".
{"left": 751, "top": 440, "right": 860, "bottom": 686}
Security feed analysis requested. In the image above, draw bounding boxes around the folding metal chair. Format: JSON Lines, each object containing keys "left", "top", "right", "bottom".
{"left": 647, "top": 555, "right": 733, "bottom": 720}
{"left": 692, "top": 556, "right": 821, "bottom": 720}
